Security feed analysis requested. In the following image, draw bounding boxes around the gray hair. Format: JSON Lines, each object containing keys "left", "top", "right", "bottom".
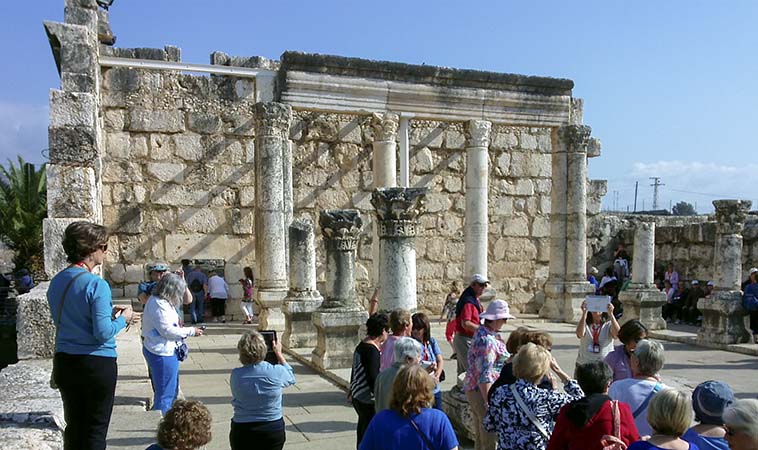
{"left": 634, "top": 339, "right": 665, "bottom": 376}
{"left": 155, "top": 273, "right": 187, "bottom": 308}
{"left": 723, "top": 399, "right": 758, "bottom": 439}
{"left": 394, "top": 337, "right": 422, "bottom": 364}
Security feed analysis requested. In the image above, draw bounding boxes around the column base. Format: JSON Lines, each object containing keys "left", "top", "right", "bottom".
{"left": 311, "top": 309, "right": 368, "bottom": 370}
{"left": 282, "top": 291, "right": 323, "bottom": 349}
{"left": 618, "top": 287, "right": 667, "bottom": 331}
{"left": 697, "top": 291, "right": 752, "bottom": 345}
{"left": 256, "top": 288, "right": 288, "bottom": 333}
{"left": 442, "top": 385, "right": 475, "bottom": 442}
{"left": 539, "top": 280, "right": 594, "bottom": 323}
{"left": 539, "top": 281, "right": 564, "bottom": 320}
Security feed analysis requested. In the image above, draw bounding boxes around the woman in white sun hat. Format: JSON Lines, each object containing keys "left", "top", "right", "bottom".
{"left": 464, "top": 299, "right": 515, "bottom": 450}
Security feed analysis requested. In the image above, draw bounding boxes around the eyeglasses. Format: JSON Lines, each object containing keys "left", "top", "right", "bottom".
{"left": 723, "top": 425, "right": 736, "bottom": 437}
{"left": 98, "top": 243, "right": 109, "bottom": 252}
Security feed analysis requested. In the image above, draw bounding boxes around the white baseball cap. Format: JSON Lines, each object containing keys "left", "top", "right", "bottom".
{"left": 470, "top": 274, "right": 490, "bottom": 285}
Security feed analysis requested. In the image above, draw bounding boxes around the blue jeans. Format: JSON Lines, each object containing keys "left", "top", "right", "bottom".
{"left": 142, "top": 347, "right": 179, "bottom": 415}
{"left": 190, "top": 291, "right": 205, "bottom": 323}
{"left": 434, "top": 390, "right": 442, "bottom": 410}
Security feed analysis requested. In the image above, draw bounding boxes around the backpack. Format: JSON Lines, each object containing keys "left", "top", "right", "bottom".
{"left": 189, "top": 278, "right": 204, "bottom": 293}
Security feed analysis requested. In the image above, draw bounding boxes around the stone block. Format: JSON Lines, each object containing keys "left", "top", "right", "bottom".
{"left": 16, "top": 284, "right": 55, "bottom": 359}
{"left": 446, "top": 152, "right": 464, "bottom": 172}
{"left": 619, "top": 288, "right": 667, "bottom": 331}
{"left": 173, "top": 134, "right": 204, "bottom": 161}
{"left": 536, "top": 133, "right": 552, "bottom": 152}
{"left": 514, "top": 179, "right": 535, "bottom": 196}
{"left": 141, "top": 208, "right": 178, "bottom": 233}
{"left": 531, "top": 216, "right": 551, "bottom": 238}
{"left": 128, "top": 109, "right": 185, "bottom": 133}
{"left": 425, "top": 193, "right": 451, "bottom": 213}
{"left": 496, "top": 152, "right": 510, "bottom": 175}
{"left": 164, "top": 233, "right": 255, "bottom": 263}
{"left": 519, "top": 133, "right": 538, "bottom": 150}
{"left": 131, "top": 135, "right": 149, "bottom": 158}
{"left": 106, "top": 131, "right": 130, "bottom": 159}
{"left": 103, "top": 161, "right": 142, "bottom": 183}
{"left": 491, "top": 131, "right": 518, "bottom": 150}
{"left": 232, "top": 208, "right": 254, "bottom": 235}
{"left": 107, "top": 263, "right": 126, "bottom": 283}
{"left": 311, "top": 309, "right": 368, "bottom": 370}
{"left": 491, "top": 196, "right": 512, "bottom": 216}
{"left": 333, "top": 143, "right": 363, "bottom": 171}
{"left": 49, "top": 90, "right": 95, "bottom": 128}
{"left": 240, "top": 187, "right": 255, "bottom": 207}
{"left": 501, "top": 216, "right": 530, "bottom": 237}
{"left": 177, "top": 208, "right": 226, "bottom": 233}
{"left": 282, "top": 295, "right": 323, "bottom": 349}
{"left": 442, "top": 176, "right": 462, "bottom": 193}
{"left": 48, "top": 125, "right": 97, "bottom": 167}
{"left": 150, "top": 185, "right": 207, "bottom": 206}
{"left": 187, "top": 112, "right": 222, "bottom": 134}
{"left": 337, "top": 120, "right": 363, "bottom": 144}
{"left": 146, "top": 162, "right": 185, "bottom": 183}
{"left": 410, "top": 125, "right": 444, "bottom": 148}
{"left": 438, "top": 214, "right": 463, "bottom": 237}
{"left": 443, "top": 387, "right": 475, "bottom": 441}
{"left": 124, "top": 264, "right": 145, "bottom": 283}
{"left": 103, "top": 205, "right": 143, "bottom": 234}
{"left": 149, "top": 134, "right": 175, "bottom": 160}
{"left": 698, "top": 291, "right": 752, "bottom": 345}
{"left": 43, "top": 218, "right": 84, "bottom": 278}
{"left": 47, "top": 164, "right": 99, "bottom": 218}
{"left": 444, "top": 129, "right": 466, "bottom": 149}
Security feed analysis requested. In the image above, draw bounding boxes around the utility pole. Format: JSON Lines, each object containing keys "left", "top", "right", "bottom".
{"left": 633, "top": 181, "right": 638, "bottom": 212}
{"left": 649, "top": 177, "right": 664, "bottom": 210}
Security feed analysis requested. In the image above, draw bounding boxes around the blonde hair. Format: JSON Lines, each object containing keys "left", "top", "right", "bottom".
{"left": 237, "top": 331, "right": 267, "bottom": 365}
{"left": 647, "top": 389, "right": 692, "bottom": 437}
{"left": 389, "top": 309, "right": 411, "bottom": 334}
{"left": 513, "top": 342, "right": 551, "bottom": 384}
{"left": 389, "top": 365, "right": 434, "bottom": 417}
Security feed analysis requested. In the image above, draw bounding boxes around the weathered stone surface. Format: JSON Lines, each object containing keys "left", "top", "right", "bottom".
{"left": 172, "top": 134, "right": 204, "bottom": 161}
{"left": 43, "top": 218, "right": 83, "bottom": 279}
{"left": 413, "top": 147, "right": 434, "bottom": 173}
{"left": 311, "top": 310, "right": 368, "bottom": 370}
{"left": 619, "top": 288, "right": 666, "bottom": 331}
{"left": 128, "top": 109, "right": 185, "bottom": 133}
{"left": 15, "top": 284, "right": 55, "bottom": 359}
{"left": 48, "top": 126, "right": 97, "bottom": 166}
{"left": 283, "top": 218, "right": 323, "bottom": 349}
{"left": 47, "top": 165, "right": 98, "bottom": 218}
{"left": 49, "top": 90, "right": 94, "bottom": 128}
{"left": 146, "top": 162, "right": 185, "bottom": 182}
{"left": 186, "top": 112, "right": 222, "bottom": 134}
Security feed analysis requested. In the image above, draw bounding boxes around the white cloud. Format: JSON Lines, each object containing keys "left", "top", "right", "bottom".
{"left": 601, "top": 160, "right": 757, "bottom": 213}
{"left": 0, "top": 101, "right": 49, "bottom": 165}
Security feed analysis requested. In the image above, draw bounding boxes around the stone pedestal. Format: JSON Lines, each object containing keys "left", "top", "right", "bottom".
{"left": 442, "top": 386, "right": 475, "bottom": 441}
{"left": 464, "top": 120, "right": 491, "bottom": 280}
{"left": 311, "top": 210, "right": 368, "bottom": 370}
{"left": 619, "top": 221, "right": 667, "bottom": 330}
{"left": 698, "top": 200, "right": 752, "bottom": 345}
{"left": 540, "top": 126, "right": 594, "bottom": 322}
{"left": 283, "top": 218, "right": 323, "bottom": 349}
{"left": 254, "top": 102, "right": 292, "bottom": 333}
{"left": 371, "top": 187, "right": 427, "bottom": 311}
{"left": 370, "top": 112, "right": 399, "bottom": 286}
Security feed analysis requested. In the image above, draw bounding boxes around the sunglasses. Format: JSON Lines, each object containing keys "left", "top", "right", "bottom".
{"left": 723, "top": 425, "right": 736, "bottom": 437}
{"left": 98, "top": 243, "right": 109, "bottom": 252}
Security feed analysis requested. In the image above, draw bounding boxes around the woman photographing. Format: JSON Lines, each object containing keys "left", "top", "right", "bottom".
{"left": 575, "top": 299, "right": 620, "bottom": 370}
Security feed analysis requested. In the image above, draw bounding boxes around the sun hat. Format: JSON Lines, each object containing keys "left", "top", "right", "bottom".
{"left": 147, "top": 262, "right": 169, "bottom": 272}
{"left": 590, "top": 267, "right": 599, "bottom": 275}
{"left": 480, "top": 299, "right": 516, "bottom": 321}
{"left": 692, "top": 380, "right": 734, "bottom": 425}
{"left": 470, "top": 274, "right": 490, "bottom": 285}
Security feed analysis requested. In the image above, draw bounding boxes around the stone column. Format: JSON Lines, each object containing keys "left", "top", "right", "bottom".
{"left": 464, "top": 120, "right": 491, "bottom": 280}
{"left": 619, "top": 220, "right": 666, "bottom": 330}
{"left": 282, "top": 218, "right": 323, "bottom": 349}
{"left": 540, "top": 125, "right": 594, "bottom": 322}
{"left": 311, "top": 210, "right": 368, "bottom": 369}
{"left": 254, "top": 102, "right": 292, "bottom": 333}
{"left": 370, "top": 113, "right": 398, "bottom": 286}
{"left": 371, "top": 187, "right": 427, "bottom": 311}
{"left": 698, "top": 200, "right": 752, "bottom": 345}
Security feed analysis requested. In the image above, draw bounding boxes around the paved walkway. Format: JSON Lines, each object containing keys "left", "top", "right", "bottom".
{"left": 106, "top": 315, "right": 758, "bottom": 450}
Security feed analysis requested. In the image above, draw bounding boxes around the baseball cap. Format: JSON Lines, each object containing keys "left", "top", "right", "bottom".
{"left": 692, "top": 380, "right": 734, "bottom": 425}
{"left": 691, "top": 280, "right": 699, "bottom": 285}
{"left": 147, "top": 262, "right": 169, "bottom": 272}
{"left": 706, "top": 281, "right": 714, "bottom": 287}
{"left": 590, "top": 267, "right": 599, "bottom": 275}
{"left": 480, "top": 299, "right": 516, "bottom": 321}
{"left": 470, "top": 274, "right": 490, "bottom": 285}
{"left": 750, "top": 268, "right": 758, "bottom": 275}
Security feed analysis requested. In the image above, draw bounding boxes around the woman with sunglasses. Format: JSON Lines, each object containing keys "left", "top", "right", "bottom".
{"left": 48, "top": 221, "right": 138, "bottom": 450}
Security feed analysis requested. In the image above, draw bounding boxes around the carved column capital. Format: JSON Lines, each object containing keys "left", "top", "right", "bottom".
{"left": 254, "top": 102, "right": 292, "bottom": 139}
{"left": 371, "top": 187, "right": 427, "bottom": 238}
{"left": 371, "top": 112, "right": 399, "bottom": 142}
{"left": 465, "top": 120, "right": 492, "bottom": 148}
{"left": 713, "top": 200, "right": 751, "bottom": 235}
{"left": 559, "top": 125, "right": 592, "bottom": 152}
{"left": 319, "top": 209, "right": 363, "bottom": 251}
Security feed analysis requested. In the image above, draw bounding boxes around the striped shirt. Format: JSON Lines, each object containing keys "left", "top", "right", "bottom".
{"left": 350, "top": 341, "right": 381, "bottom": 404}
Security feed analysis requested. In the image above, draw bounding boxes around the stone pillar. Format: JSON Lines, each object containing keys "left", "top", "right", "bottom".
{"left": 464, "top": 120, "right": 491, "bottom": 280}
{"left": 698, "top": 200, "right": 752, "bottom": 345}
{"left": 311, "top": 210, "right": 368, "bottom": 369}
{"left": 282, "top": 218, "right": 323, "bottom": 349}
{"left": 254, "top": 102, "right": 292, "bottom": 333}
{"left": 540, "top": 125, "right": 594, "bottom": 322}
{"left": 619, "top": 221, "right": 666, "bottom": 330}
{"left": 371, "top": 187, "right": 427, "bottom": 311}
{"left": 370, "top": 112, "right": 399, "bottom": 286}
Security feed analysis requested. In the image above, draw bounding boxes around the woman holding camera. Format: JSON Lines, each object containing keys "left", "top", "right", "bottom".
{"left": 142, "top": 273, "right": 204, "bottom": 415}
{"left": 230, "top": 331, "right": 296, "bottom": 450}
{"left": 48, "top": 221, "right": 137, "bottom": 450}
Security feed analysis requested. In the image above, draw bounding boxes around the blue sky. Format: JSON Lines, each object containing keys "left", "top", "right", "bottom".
{"left": 1, "top": 0, "right": 756, "bottom": 212}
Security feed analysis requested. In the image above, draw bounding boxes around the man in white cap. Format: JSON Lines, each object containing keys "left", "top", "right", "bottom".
{"left": 452, "top": 274, "right": 488, "bottom": 377}
{"left": 682, "top": 279, "right": 705, "bottom": 325}
{"left": 741, "top": 267, "right": 758, "bottom": 291}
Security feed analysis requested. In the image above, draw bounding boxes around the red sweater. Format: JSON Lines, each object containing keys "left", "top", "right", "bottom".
{"left": 547, "top": 399, "right": 640, "bottom": 450}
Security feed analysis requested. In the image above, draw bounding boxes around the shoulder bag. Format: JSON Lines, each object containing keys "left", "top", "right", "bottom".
{"left": 409, "top": 416, "right": 436, "bottom": 450}
{"left": 632, "top": 382, "right": 662, "bottom": 418}
{"left": 510, "top": 383, "right": 550, "bottom": 439}
{"left": 601, "top": 400, "right": 628, "bottom": 450}
{"left": 50, "top": 270, "right": 89, "bottom": 389}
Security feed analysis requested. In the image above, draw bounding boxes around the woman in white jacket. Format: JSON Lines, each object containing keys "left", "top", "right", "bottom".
{"left": 142, "top": 273, "right": 204, "bottom": 414}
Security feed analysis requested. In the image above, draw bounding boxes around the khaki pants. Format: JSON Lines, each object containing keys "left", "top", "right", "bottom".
{"left": 466, "top": 389, "right": 497, "bottom": 450}
{"left": 453, "top": 333, "right": 472, "bottom": 376}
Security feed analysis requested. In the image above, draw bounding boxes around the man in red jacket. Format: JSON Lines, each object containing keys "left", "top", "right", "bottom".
{"left": 452, "top": 274, "right": 487, "bottom": 377}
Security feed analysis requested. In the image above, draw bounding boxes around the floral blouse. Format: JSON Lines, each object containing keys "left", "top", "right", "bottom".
{"left": 463, "top": 325, "right": 508, "bottom": 392}
{"left": 484, "top": 378, "right": 584, "bottom": 450}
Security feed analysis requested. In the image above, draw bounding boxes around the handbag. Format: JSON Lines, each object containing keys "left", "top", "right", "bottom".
{"left": 409, "top": 416, "right": 436, "bottom": 450}
{"left": 439, "top": 370, "right": 446, "bottom": 382}
{"left": 175, "top": 340, "right": 189, "bottom": 362}
{"left": 601, "top": 400, "right": 628, "bottom": 450}
{"left": 50, "top": 270, "right": 89, "bottom": 389}
{"left": 510, "top": 384, "right": 550, "bottom": 439}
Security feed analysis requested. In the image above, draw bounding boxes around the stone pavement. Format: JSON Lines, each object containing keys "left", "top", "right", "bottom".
{"left": 106, "top": 315, "right": 758, "bottom": 450}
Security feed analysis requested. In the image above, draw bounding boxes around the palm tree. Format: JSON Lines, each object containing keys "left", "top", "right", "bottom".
{"left": 0, "top": 157, "right": 47, "bottom": 278}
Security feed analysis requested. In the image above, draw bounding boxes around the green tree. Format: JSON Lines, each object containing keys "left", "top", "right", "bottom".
{"left": 672, "top": 201, "right": 697, "bottom": 216}
{"left": 0, "top": 157, "right": 47, "bottom": 277}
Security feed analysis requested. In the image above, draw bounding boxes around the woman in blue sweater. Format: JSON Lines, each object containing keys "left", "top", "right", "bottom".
{"left": 48, "top": 221, "right": 138, "bottom": 450}
{"left": 230, "top": 331, "right": 296, "bottom": 450}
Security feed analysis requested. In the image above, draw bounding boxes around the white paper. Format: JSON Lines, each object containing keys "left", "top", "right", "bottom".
{"left": 586, "top": 295, "right": 611, "bottom": 313}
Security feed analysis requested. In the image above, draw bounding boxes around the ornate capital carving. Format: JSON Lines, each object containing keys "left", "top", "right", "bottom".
{"left": 466, "top": 120, "right": 491, "bottom": 148}
{"left": 370, "top": 112, "right": 399, "bottom": 142}
{"left": 254, "top": 102, "right": 292, "bottom": 139}
{"left": 559, "top": 125, "right": 591, "bottom": 152}
{"left": 319, "top": 209, "right": 363, "bottom": 251}
{"left": 371, "top": 187, "right": 427, "bottom": 238}
{"left": 713, "top": 200, "right": 751, "bottom": 235}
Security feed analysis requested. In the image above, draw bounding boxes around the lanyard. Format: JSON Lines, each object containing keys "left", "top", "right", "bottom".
{"left": 590, "top": 323, "right": 602, "bottom": 345}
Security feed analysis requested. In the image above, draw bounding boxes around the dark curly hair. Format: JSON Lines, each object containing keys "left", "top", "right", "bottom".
{"left": 156, "top": 400, "right": 212, "bottom": 449}
{"left": 62, "top": 221, "right": 108, "bottom": 263}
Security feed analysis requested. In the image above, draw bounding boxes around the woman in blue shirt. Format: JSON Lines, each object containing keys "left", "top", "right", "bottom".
{"left": 411, "top": 312, "right": 445, "bottom": 409}
{"left": 48, "top": 221, "right": 137, "bottom": 450}
{"left": 230, "top": 331, "right": 295, "bottom": 450}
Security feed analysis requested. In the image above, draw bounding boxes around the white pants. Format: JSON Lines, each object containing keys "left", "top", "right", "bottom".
{"left": 240, "top": 301, "right": 254, "bottom": 318}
